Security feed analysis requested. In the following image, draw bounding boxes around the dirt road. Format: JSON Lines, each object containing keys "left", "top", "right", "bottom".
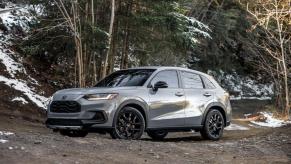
{"left": 0, "top": 100, "right": 291, "bottom": 164}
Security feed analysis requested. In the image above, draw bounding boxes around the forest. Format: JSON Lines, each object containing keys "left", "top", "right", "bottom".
{"left": 0, "top": 0, "right": 290, "bottom": 163}
{"left": 16, "top": 0, "right": 289, "bottom": 117}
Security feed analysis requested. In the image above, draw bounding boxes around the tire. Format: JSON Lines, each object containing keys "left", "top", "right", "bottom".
{"left": 110, "top": 106, "right": 145, "bottom": 140}
{"left": 60, "top": 130, "right": 88, "bottom": 137}
{"left": 147, "top": 130, "right": 168, "bottom": 140}
{"left": 200, "top": 109, "right": 224, "bottom": 141}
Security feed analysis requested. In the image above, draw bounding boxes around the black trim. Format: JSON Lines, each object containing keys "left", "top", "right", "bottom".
{"left": 199, "top": 75, "right": 206, "bottom": 89}
{"left": 50, "top": 101, "right": 81, "bottom": 113}
{"left": 147, "top": 125, "right": 203, "bottom": 132}
{"left": 46, "top": 111, "right": 108, "bottom": 128}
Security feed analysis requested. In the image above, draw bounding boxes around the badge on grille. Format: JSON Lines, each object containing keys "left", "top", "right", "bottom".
{"left": 62, "top": 95, "right": 67, "bottom": 100}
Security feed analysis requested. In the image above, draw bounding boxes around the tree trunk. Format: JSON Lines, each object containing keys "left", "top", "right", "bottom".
{"left": 102, "top": 0, "right": 115, "bottom": 78}
{"left": 120, "top": 0, "right": 132, "bottom": 69}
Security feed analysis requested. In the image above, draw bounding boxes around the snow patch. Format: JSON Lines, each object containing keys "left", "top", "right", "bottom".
{"left": 225, "top": 123, "right": 249, "bottom": 131}
{"left": 230, "top": 96, "right": 272, "bottom": 100}
{"left": 0, "top": 131, "right": 14, "bottom": 144}
{"left": 250, "top": 112, "right": 291, "bottom": 128}
{"left": 0, "top": 4, "right": 48, "bottom": 109}
{"left": 12, "top": 97, "right": 28, "bottom": 104}
{"left": 0, "top": 131, "right": 14, "bottom": 136}
{"left": 0, "top": 51, "right": 25, "bottom": 78}
{"left": 0, "top": 76, "right": 48, "bottom": 109}
{"left": 0, "top": 139, "right": 8, "bottom": 143}
{"left": 208, "top": 70, "right": 273, "bottom": 99}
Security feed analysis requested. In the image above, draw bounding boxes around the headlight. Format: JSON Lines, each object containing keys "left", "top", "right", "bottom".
{"left": 83, "top": 93, "right": 118, "bottom": 101}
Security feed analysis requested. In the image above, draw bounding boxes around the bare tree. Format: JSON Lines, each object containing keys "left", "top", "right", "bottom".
{"left": 244, "top": 0, "right": 290, "bottom": 119}
{"left": 102, "top": 0, "right": 116, "bottom": 78}
{"left": 54, "top": 0, "right": 85, "bottom": 87}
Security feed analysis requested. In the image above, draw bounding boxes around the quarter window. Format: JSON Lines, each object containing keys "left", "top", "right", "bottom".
{"left": 202, "top": 76, "right": 216, "bottom": 89}
{"left": 151, "top": 70, "right": 179, "bottom": 88}
{"left": 181, "top": 71, "right": 204, "bottom": 89}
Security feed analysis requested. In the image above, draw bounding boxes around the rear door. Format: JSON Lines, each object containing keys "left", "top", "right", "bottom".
{"left": 180, "top": 71, "right": 214, "bottom": 126}
{"left": 147, "top": 70, "right": 186, "bottom": 128}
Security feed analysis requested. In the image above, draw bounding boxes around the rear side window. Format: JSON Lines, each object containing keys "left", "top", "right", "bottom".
{"left": 151, "top": 70, "right": 179, "bottom": 88}
{"left": 181, "top": 71, "right": 203, "bottom": 89}
{"left": 202, "top": 76, "right": 216, "bottom": 89}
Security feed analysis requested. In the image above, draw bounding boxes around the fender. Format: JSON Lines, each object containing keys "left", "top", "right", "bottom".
{"left": 112, "top": 99, "right": 149, "bottom": 127}
{"left": 201, "top": 102, "right": 227, "bottom": 126}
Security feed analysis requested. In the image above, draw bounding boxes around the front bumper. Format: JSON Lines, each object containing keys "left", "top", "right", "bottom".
{"left": 46, "top": 98, "right": 118, "bottom": 129}
{"left": 46, "top": 114, "right": 108, "bottom": 130}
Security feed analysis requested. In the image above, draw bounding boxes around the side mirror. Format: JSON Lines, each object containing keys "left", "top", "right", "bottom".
{"left": 153, "top": 81, "right": 168, "bottom": 92}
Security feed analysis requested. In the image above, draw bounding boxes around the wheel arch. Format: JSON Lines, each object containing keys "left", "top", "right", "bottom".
{"left": 113, "top": 99, "right": 148, "bottom": 128}
{"left": 202, "top": 102, "right": 227, "bottom": 126}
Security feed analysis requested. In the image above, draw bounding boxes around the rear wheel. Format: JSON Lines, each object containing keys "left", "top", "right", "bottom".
{"left": 110, "top": 107, "right": 145, "bottom": 140}
{"left": 200, "top": 109, "right": 224, "bottom": 141}
{"left": 147, "top": 130, "right": 168, "bottom": 140}
{"left": 60, "top": 130, "right": 88, "bottom": 137}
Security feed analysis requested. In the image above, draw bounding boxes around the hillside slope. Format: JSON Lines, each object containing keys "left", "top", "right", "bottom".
{"left": 0, "top": 3, "right": 50, "bottom": 121}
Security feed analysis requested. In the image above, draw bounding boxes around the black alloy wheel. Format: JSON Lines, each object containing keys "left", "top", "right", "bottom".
{"left": 200, "top": 109, "right": 224, "bottom": 140}
{"left": 110, "top": 107, "right": 145, "bottom": 140}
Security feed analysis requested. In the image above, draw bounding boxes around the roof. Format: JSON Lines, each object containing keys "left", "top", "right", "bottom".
{"left": 128, "top": 66, "right": 209, "bottom": 76}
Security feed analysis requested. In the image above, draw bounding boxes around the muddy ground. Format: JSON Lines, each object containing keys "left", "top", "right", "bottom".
{"left": 0, "top": 100, "right": 290, "bottom": 164}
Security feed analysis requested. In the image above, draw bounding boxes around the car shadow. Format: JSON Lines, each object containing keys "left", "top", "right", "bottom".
{"left": 141, "top": 136, "right": 204, "bottom": 142}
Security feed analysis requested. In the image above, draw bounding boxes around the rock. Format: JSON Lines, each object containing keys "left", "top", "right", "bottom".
{"left": 34, "top": 141, "right": 42, "bottom": 144}
{"left": 0, "top": 3, "right": 5, "bottom": 9}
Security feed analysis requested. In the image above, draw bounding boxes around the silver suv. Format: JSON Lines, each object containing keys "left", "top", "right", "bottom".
{"left": 46, "top": 67, "right": 231, "bottom": 140}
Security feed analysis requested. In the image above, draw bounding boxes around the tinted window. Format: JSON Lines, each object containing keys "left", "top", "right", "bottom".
{"left": 95, "top": 69, "right": 155, "bottom": 87}
{"left": 202, "top": 76, "right": 216, "bottom": 89}
{"left": 151, "top": 70, "right": 179, "bottom": 88}
{"left": 181, "top": 71, "right": 203, "bottom": 89}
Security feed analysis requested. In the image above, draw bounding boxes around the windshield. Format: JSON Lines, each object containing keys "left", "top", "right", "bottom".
{"left": 95, "top": 69, "right": 156, "bottom": 87}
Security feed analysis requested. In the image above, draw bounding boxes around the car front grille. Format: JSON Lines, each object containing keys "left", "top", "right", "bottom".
{"left": 50, "top": 101, "right": 81, "bottom": 113}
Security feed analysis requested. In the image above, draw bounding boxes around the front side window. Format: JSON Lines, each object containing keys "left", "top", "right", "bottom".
{"left": 181, "top": 71, "right": 204, "bottom": 89}
{"left": 95, "top": 69, "right": 155, "bottom": 87}
{"left": 150, "top": 70, "right": 179, "bottom": 88}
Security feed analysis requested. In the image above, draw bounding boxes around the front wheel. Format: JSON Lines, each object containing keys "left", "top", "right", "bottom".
{"left": 200, "top": 109, "right": 224, "bottom": 141}
{"left": 110, "top": 107, "right": 145, "bottom": 140}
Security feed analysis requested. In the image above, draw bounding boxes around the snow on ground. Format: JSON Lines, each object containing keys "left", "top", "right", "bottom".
{"left": 230, "top": 96, "right": 272, "bottom": 100}
{"left": 250, "top": 112, "right": 291, "bottom": 128}
{"left": 0, "top": 51, "right": 26, "bottom": 78}
{"left": 0, "top": 139, "right": 8, "bottom": 143}
{"left": 208, "top": 70, "right": 273, "bottom": 100}
{"left": 12, "top": 97, "right": 28, "bottom": 104}
{"left": 0, "top": 4, "right": 49, "bottom": 109}
{"left": 0, "top": 76, "right": 47, "bottom": 108}
{"left": 225, "top": 123, "right": 249, "bottom": 131}
{"left": 0, "top": 131, "right": 14, "bottom": 136}
{"left": 0, "top": 130, "right": 14, "bottom": 144}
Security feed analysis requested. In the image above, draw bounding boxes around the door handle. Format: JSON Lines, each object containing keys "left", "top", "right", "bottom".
{"left": 175, "top": 92, "right": 184, "bottom": 97}
{"left": 203, "top": 93, "right": 212, "bottom": 97}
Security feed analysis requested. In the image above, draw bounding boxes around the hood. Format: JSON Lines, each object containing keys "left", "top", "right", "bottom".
{"left": 54, "top": 87, "right": 139, "bottom": 95}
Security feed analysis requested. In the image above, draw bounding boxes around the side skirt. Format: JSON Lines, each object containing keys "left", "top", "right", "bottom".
{"left": 146, "top": 125, "right": 203, "bottom": 132}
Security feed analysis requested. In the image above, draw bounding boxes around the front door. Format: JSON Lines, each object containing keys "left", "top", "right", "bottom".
{"left": 147, "top": 70, "right": 186, "bottom": 128}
